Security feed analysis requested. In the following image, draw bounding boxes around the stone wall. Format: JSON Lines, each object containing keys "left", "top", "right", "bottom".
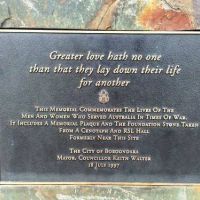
{"left": 0, "top": 0, "right": 199, "bottom": 30}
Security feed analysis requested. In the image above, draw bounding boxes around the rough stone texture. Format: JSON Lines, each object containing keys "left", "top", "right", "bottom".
{"left": 0, "top": 185, "right": 200, "bottom": 200}
{"left": 0, "top": 1, "right": 11, "bottom": 27}
{"left": 0, "top": 0, "right": 199, "bottom": 30}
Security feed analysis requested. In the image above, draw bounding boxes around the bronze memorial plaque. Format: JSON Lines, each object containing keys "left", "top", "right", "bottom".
{"left": 0, "top": 31, "right": 200, "bottom": 183}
